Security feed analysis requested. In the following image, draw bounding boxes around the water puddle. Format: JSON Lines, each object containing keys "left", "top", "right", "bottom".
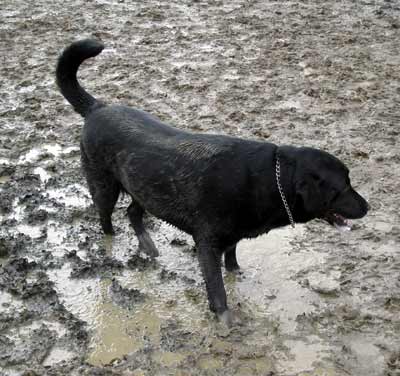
{"left": 33, "top": 166, "right": 52, "bottom": 184}
{"left": 340, "top": 334, "right": 386, "bottom": 376}
{"left": 236, "top": 227, "right": 336, "bottom": 373}
{"left": 47, "top": 264, "right": 101, "bottom": 321}
{"left": 46, "top": 222, "right": 66, "bottom": 245}
{"left": 12, "top": 196, "right": 70, "bottom": 245}
{"left": 1, "top": 319, "right": 73, "bottom": 372}
{"left": 45, "top": 221, "right": 203, "bottom": 365}
{"left": 0, "top": 158, "right": 11, "bottom": 165}
{"left": 29, "top": 320, "right": 68, "bottom": 337}
{"left": 46, "top": 184, "right": 91, "bottom": 207}
{"left": 1, "top": 368, "right": 21, "bottom": 376}
{"left": 271, "top": 98, "right": 304, "bottom": 111}
{"left": 48, "top": 260, "right": 206, "bottom": 366}
{"left": 5, "top": 320, "right": 69, "bottom": 344}
{"left": 87, "top": 286, "right": 162, "bottom": 366}
{"left": 0, "top": 291, "right": 23, "bottom": 313}
{"left": 5, "top": 189, "right": 343, "bottom": 374}
{"left": 281, "top": 336, "right": 331, "bottom": 374}
{"left": 10, "top": 198, "right": 23, "bottom": 221}
{"left": 16, "top": 224, "right": 43, "bottom": 239}
{"left": 0, "top": 175, "right": 11, "bottom": 184}
{"left": 236, "top": 226, "right": 323, "bottom": 332}
{"left": 44, "top": 222, "right": 337, "bottom": 371}
{"left": 18, "top": 144, "right": 79, "bottom": 164}
{"left": 42, "top": 347, "right": 76, "bottom": 366}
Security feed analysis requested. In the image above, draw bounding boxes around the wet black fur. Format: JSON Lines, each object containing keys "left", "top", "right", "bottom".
{"left": 56, "top": 39, "right": 369, "bottom": 321}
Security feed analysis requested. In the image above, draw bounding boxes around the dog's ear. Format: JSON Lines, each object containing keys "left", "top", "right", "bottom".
{"left": 295, "top": 173, "right": 325, "bottom": 215}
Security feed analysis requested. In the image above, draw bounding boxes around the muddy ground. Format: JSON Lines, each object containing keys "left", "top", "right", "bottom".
{"left": 1, "top": 0, "right": 400, "bottom": 375}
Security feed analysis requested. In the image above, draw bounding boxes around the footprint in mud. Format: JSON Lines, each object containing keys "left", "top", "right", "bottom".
{"left": 109, "top": 278, "right": 146, "bottom": 310}
{"left": 126, "top": 251, "right": 158, "bottom": 271}
{"left": 66, "top": 249, "right": 124, "bottom": 279}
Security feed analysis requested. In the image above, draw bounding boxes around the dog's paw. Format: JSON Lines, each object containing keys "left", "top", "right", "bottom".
{"left": 224, "top": 252, "right": 240, "bottom": 272}
{"left": 225, "top": 265, "right": 242, "bottom": 274}
{"left": 138, "top": 232, "right": 159, "bottom": 258}
{"left": 218, "top": 310, "right": 234, "bottom": 328}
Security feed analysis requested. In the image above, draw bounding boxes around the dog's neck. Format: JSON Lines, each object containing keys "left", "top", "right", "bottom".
{"left": 275, "top": 147, "right": 295, "bottom": 228}
{"left": 274, "top": 146, "right": 297, "bottom": 227}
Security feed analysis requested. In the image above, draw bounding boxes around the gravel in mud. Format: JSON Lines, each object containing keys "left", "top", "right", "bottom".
{"left": 1, "top": 0, "right": 400, "bottom": 375}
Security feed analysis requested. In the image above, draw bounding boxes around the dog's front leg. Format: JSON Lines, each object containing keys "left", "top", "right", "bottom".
{"left": 196, "top": 240, "right": 232, "bottom": 326}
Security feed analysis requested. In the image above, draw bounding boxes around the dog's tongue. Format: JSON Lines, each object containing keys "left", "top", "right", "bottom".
{"left": 333, "top": 214, "right": 352, "bottom": 232}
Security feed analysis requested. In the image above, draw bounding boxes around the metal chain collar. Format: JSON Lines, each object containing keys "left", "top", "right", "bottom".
{"left": 275, "top": 149, "right": 295, "bottom": 228}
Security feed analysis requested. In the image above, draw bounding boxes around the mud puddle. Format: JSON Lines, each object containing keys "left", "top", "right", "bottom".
{"left": 236, "top": 228, "right": 332, "bottom": 373}
{"left": 44, "top": 222, "right": 336, "bottom": 373}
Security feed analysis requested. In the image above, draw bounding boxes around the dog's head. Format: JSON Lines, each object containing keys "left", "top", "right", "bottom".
{"left": 292, "top": 147, "right": 369, "bottom": 228}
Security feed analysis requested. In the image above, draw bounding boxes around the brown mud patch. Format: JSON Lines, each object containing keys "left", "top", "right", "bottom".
{"left": 1, "top": 0, "right": 400, "bottom": 375}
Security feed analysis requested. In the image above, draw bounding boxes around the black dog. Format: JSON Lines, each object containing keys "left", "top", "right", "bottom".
{"left": 56, "top": 40, "right": 368, "bottom": 325}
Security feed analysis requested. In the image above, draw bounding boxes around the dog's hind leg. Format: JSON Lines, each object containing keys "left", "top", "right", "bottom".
{"left": 87, "top": 176, "right": 120, "bottom": 235}
{"left": 127, "top": 201, "right": 159, "bottom": 257}
{"left": 81, "top": 151, "right": 120, "bottom": 235}
{"left": 224, "top": 244, "right": 240, "bottom": 272}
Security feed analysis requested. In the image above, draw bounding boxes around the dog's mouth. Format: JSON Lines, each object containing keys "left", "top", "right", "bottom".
{"left": 323, "top": 211, "right": 352, "bottom": 231}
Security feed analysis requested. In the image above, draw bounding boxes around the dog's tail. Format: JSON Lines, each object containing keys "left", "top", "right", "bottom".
{"left": 56, "top": 39, "right": 105, "bottom": 117}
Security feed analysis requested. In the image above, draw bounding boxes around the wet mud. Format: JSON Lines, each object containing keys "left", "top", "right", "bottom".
{"left": 1, "top": 0, "right": 400, "bottom": 375}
